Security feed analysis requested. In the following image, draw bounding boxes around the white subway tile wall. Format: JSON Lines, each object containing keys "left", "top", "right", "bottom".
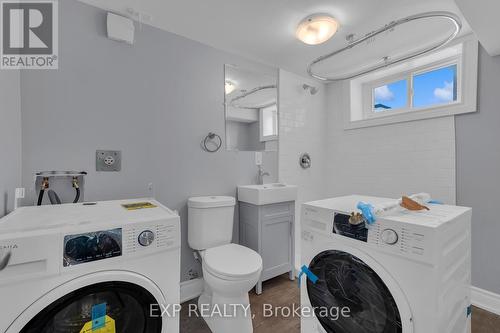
{"left": 325, "top": 81, "right": 456, "bottom": 204}
{"left": 278, "top": 70, "right": 328, "bottom": 268}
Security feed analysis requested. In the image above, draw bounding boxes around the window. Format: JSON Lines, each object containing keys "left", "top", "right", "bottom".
{"left": 413, "top": 64, "right": 457, "bottom": 108}
{"left": 260, "top": 104, "right": 278, "bottom": 141}
{"left": 346, "top": 35, "right": 478, "bottom": 129}
{"left": 369, "top": 62, "right": 459, "bottom": 116}
{"left": 373, "top": 79, "right": 408, "bottom": 111}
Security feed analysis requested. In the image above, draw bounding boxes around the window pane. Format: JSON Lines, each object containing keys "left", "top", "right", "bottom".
{"left": 412, "top": 64, "right": 457, "bottom": 108}
{"left": 373, "top": 79, "right": 408, "bottom": 112}
{"left": 262, "top": 105, "right": 277, "bottom": 137}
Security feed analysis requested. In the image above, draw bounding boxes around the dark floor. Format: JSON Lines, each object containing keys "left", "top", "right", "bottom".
{"left": 472, "top": 306, "right": 500, "bottom": 333}
{"left": 180, "top": 274, "right": 500, "bottom": 332}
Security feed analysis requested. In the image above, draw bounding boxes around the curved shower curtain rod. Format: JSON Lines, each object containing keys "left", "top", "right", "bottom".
{"left": 230, "top": 84, "right": 277, "bottom": 103}
{"left": 228, "top": 84, "right": 277, "bottom": 109}
{"left": 307, "top": 11, "right": 462, "bottom": 82}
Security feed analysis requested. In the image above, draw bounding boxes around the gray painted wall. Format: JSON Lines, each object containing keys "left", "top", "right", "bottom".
{"left": 456, "top": 47, "right": 500, "bottom": 294}
{"left": 12, "top": 0, "right": 500, "bottom": 298}
{"left": 20, "top": 0, "right": 277, "bottom": 281}
{"left": 0, "top": 71, "right": 22, "bottom": 217}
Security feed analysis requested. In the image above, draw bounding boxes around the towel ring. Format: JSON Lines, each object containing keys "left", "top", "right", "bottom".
{"left": 202, "top": 132, "right": 222, "bottom": 153}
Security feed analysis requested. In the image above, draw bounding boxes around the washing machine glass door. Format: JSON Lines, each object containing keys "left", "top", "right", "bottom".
{"left": 307, "top": 250, "right": 402, "bottom": 333}
{"left": 20, "top": 281, "right": 162, "bottom": 333}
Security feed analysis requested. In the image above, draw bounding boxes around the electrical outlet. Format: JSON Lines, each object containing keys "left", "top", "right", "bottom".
{"left": 255, "top": 152, "right": 263, "bottom": 166}
{"left": 96, "top": 150, "right": 122, "bottom": 172}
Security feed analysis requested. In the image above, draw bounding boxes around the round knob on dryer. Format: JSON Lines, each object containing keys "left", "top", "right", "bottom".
{"left": 381, "top": 229, "right": 398, "bottom": 245}
{"left": 138, "top": 230, "right": 155, "bottom": 247}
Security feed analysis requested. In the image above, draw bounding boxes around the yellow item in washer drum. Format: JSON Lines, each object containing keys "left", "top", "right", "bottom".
{"left": 79, "top": 315, "right": 116, "bottom": 333}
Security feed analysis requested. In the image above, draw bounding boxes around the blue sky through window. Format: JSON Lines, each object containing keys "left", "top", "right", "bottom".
{"left": 413, "top": 65, "right": 457, "bottom": 108}
{"left": 373, "top": 64, "right": 457, "bottom": 111}
{"left": 373, "top": 79, "right": 407, "bottom": 111}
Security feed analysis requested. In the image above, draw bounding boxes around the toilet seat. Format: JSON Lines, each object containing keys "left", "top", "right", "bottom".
{"left": 203, "top": 244, "right": 262, "bottom": 281}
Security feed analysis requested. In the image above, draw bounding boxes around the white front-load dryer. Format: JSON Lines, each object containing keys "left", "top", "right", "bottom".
{"left": 0, "top": 199, "right": 180, "bottom": 333}
{"left": 300, "top": 195, "right": 472, "bottom": 333}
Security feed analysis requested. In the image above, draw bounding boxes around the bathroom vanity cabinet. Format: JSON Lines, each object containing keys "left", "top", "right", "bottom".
{"left": 239, "top": 201, "right": 295, "bottom": 294}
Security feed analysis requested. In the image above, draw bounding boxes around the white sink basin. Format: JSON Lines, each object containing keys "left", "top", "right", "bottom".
{"left": 237, "top": 183, "right": 298, "bottom": 205}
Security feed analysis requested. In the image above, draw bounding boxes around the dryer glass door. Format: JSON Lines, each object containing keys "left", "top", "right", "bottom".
{"left": 20, "top": 281, "right": 162, "bottom": 333}
{"left": 307, "top": 250, "right": 402, "bottom": 333}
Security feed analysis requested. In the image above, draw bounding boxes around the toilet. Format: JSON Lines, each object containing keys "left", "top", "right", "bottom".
{"left": 188, "top": 196, "right": 262, "bottom": 333}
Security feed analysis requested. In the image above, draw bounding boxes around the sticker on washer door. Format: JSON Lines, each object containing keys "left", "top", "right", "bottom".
{"left": 121, "top": 202, "right": 157, "bottom": 210}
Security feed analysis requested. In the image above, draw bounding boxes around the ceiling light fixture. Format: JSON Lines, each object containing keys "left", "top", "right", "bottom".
{"left": 225, "top": 80, "right": 236, "bottom": 95}
{"left": 296, "top": 14, "right": 339, "bottom": 45}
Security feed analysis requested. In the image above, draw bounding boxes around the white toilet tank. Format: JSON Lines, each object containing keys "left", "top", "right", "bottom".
{"left": 188, "top": 196, "right": 236, "bottom": 250}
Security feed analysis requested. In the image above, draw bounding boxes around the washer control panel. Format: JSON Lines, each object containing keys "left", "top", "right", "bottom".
{"left": 138, "top": 230, "right": 155, "bottom": 247}
{"left": 332, "top": 213, "right": 368, "bottom": 242}
{"left": 124, "top": 221, "right": 178, "bottom": 255}
{"left": 367, "top": 220, "right": 433, "bottom": 263}
{"left": 380, "top": 229, "right": 398, "bottom": 245}
{"left": 63, "top": 228, "right": 122, "bottom": 267}
{"left": 61, "top": 219, "right": 179, "bottom": 269}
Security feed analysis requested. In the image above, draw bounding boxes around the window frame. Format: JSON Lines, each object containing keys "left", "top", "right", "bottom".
{"left": 362, "top": 56, "right": 462, "bottom": 120}
{"left": 344, "top": 34, "right": 478, "bottom": 130}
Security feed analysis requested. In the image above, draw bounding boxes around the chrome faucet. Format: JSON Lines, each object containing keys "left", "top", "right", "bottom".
{"left": 257, "top": 165, "right": 270, "bottom": 185}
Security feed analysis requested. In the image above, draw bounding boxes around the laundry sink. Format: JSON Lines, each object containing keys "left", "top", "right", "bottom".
{"left": 237, "top": 183, "right": 298, "bottom": 205}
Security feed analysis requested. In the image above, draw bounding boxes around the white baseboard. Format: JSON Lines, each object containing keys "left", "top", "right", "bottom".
{"left": 471, "top": 286, "right": 500, "bottom": 316}
{"left": 180, "top": 278, "right": 204, "bottom": 303}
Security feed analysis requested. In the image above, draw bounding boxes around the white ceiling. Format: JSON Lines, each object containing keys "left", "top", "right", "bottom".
{"left": 78, "top": 0, "right": 471, "bottom": 78}
{"left": 455, "top": 0, "right": 500, "bottom": 56}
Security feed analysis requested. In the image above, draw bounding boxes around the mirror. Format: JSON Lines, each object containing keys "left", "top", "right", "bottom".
{"left": 224, "top": 64, "right": 278, "bottom": 151}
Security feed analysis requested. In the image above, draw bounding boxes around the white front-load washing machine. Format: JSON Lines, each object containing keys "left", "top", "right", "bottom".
{"left": 0, "top": 199, "right": 180, "bottom": 333}
{"left": 301, "top": 195, "right": 471, "bottom": 333}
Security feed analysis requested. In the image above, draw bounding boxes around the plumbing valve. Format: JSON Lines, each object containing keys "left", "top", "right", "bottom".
{"left": 41, "top": 177, "right": 50, "bottom": 190}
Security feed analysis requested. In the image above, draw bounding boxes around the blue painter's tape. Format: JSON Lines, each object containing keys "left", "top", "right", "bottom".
{"left": 302, "top": 265, "right": 319, "bottom": 283}
{"left": 91, "top": 303, "right": 107, "bottom": 330}
{"left": 428, "top": 200, "right": 444, "bottom": 205}
{"left": 298, "top": 265, "right": 319, "bottom": 288}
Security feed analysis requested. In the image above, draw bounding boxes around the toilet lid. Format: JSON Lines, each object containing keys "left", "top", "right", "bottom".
{"left": 204, "top": 244, "right": 262, "bottom": 279}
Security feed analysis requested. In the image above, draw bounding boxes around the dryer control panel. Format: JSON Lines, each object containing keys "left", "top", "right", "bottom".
{"left": 302, "top": 204, "right": 435, "bottom": 263}
{"left": 331, "top": 212, "right": 433, "bottom": 262}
